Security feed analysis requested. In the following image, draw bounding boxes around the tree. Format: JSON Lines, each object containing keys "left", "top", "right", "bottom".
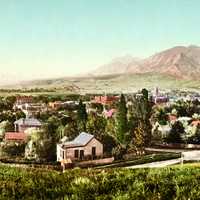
{"left": 116, "top": 94, "right": 128, "bottom": 144}
{"left": 15, "top": 110, "right": 26, "bottom": 120}
{"left": 112, "top": 144, "right": 127, "bottom": 160}
{"left": 25, "top": 128, "right": 55, "bottom": 161}
{"left": 86, "top": 113, "right": 107, "bottom": 139}
{"left": 130, "top": 121, "right": 145, "bottom": 155}
{"left": 141, "top": 88, "right": 148, "bottom": 101}
{"left": 5, "top": 96, "right": 16, "bottom": 110}
{"left": 77, "top": 99, "right": 87, "bottom": 132}
{"left": 43, "top": 116, "right": 61, "bottom": 141}
{"left": 1, "top": 142, "right": 26, "bottom": 157}
{"left": 155, "top": 107, "right": 168, "bottom": 125}
{"left": 64, "top": 121, "right": 79, "bottom": 141}
{"left": 0, "top": 121, "right": 14, "bottom": 141}
{"left": 40, "top": 116, "right": 62, "bottom": 161}
{"left": 151, "top": 124, "right": 163, "bottom": 144}
{"left": 141, "top": 89, "right": 153, "bottom": 145}
{"left": 165, "top": 121, "right": 184, "bottom": 143}
{"left": 187, "top": 124, "right": 200, "bottom": 144}
{"left": 101, "top": 133, "right": 118, "bottom": 156}
{"left": 105, "top": 117, "right": 116, "bottom": 136}
{"left": 132, "top": 89, "right": 153, "bottom": 146}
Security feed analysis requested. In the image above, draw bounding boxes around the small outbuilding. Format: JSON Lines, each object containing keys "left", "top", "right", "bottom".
{"left": 57, "top": 132, "right": 103, "bottom": 162}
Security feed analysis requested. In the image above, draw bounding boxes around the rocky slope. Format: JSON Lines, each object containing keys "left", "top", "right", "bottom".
{"left": 92, "top": 45, "right": 200, "bottom": 79}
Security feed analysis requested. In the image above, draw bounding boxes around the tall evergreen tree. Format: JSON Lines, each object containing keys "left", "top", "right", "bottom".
{"left": 141, "top": 89, "right": 153, "bottom": 145}
{"left": 141, "top": 88, "right": 148, "bottom": 101}
{"left": 77, "top": 99, "right": 88, "bottom": 132}
{"left": 131, "top": 88, "right": 153, "bottom": 146}
{"left": 116, "top": 94, "right": 128, "bottom": 144}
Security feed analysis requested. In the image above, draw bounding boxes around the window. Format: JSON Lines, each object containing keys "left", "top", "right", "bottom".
{"left": 62, "top": 151, "right": 65, "bottom": 159}
{"left": 92, "top": 147, "right": 96, "bottom": 157}
{"left": 80, "top": 150, "right": 84, "bottom": 160}
{"left": 60, "top": 150, "right": 65, "bottom": 159}
{"left": 74, "top": 150, "right": 79, "bottom": 158}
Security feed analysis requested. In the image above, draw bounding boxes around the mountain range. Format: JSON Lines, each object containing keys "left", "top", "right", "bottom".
{"left": 91, "top": 45, "right": 200, "bottom": 80}
{"left": 3, "top": 45, "right": 200, "bottom": 92}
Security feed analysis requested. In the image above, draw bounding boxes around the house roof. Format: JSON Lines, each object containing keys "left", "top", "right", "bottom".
{"left": 5, "top": 132, "right": 26, "bottom": 141}
{"left": 191, "top": 120, "right": 200, "bottom": 126}
{"left": 61, "top": 132, "right": 94, "bottom": 148}
{"left": 14, "top": 118, "right": 42, "bottom": 126}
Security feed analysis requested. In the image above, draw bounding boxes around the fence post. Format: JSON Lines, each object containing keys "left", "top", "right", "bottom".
{"left": 180, "top": 153, "right": 184, "bottom": 166}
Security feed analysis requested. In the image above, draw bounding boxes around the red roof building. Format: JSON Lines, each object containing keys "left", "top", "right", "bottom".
{"left": 16, "top": 96, "right": 33, "bottom": 105}
{"left": 5, "top": 132, "right": 26, "bottom": 142}
{"left": 93, "top": 96, "right": 119, "bottom": 105}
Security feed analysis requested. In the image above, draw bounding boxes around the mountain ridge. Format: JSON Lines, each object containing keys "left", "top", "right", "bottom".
{"left": 91, "top": 45, "right": 200, "bottom": 80}
{"left": 2, "top": 45, "right": 200, "bottom": 92}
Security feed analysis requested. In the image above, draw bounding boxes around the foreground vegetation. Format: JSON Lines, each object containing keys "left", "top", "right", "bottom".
{"left": 1, "top": 165, "right": 200, "bottom": 199}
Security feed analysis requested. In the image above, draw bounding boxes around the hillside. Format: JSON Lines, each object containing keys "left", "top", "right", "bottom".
{"left": 92, "top": 45, "right": 200, "bottom": 80}
{"left": 91, "top": 55, "right": 141, "bottom": 76}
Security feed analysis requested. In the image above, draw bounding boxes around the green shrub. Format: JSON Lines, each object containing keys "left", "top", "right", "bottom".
{"left": 0, "top": 165, "right": 200, "bottom": 199}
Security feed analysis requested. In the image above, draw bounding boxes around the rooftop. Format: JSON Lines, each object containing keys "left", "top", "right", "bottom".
{"left": 61, "top": 132, "right": 94, "bottom": 148}
{"left": 5, "top": 132, "right": 26, "bottom": 141}
{"left": 14, "top": 118, "right": 42, "bottom": 126}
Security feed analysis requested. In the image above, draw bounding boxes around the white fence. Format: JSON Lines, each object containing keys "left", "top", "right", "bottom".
{"left": 181, "top": 150, "right": 200, "bottom": 164}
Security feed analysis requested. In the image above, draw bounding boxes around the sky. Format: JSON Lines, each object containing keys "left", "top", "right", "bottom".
{"left": 0, "top": 0, "right": 200, "bottom": 84}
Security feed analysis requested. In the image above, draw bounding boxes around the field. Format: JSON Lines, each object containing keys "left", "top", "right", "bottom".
{"left": 1, "top": 164, "right": 200, "bottom": 199}
{"left": 2, "top": 73, "right": 200, "bottom": 95}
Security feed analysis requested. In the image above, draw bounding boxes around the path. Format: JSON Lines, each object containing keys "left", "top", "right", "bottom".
{"left": 145, "top": 147, "right": 192, "bottom": 153}
{"left": 126, "top": 158, "right": 181, "bottom": 169}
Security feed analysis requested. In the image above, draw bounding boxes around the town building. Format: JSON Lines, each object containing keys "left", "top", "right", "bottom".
{"left": 4, "top": 132, "right": 26, "bottom": 143}
{"left": 57, "top": 132, "right": 103, "bottom": 162}
{"left": 92, "top": 95, "right": 119, "bottom": 105}
{"left": 15, "top": 96, "right": 33, "bottom": 105}
{"left": 14, "top": 118, "right": 42, "bottom": 133}
{"left": 14, "top": 96, "right": 47, "bottom": 118}
{"left": 153, "top": 87, "right": 169, "bottom": 104}
{"left": 48, "top": 101, "right": 63, "bottom": 110}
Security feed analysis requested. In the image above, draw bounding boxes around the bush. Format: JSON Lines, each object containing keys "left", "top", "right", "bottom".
{"left": 112, "top": 145, "right": 127, "bottom": 160}
{"left": 1, "top": 142, "right": 26, "bottom": 157}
